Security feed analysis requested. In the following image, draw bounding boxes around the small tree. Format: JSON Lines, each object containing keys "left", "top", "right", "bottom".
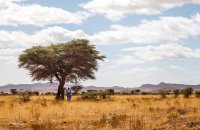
{"left": 18, "top": 39, "right": 105, "bottom": 100}
{"left": 135, "top": 89, "right": 140, "bottom": 95}
{"left": 173, "top": 89, "right": 180, "bottom": 98}
{"left": 71, "top": 85, "right": 83, "bottom": 95}
{"left": 131, "top": 90, "right": 135, "bottom": 94}
{"left": 182, "top": 87, "right": 193, "bottom": 98}
{"left": 17, "top": 90, "right": 32, "bottom": 102}
{"left": 195, "top": 91, "right": 200, "bottom": 98}
{"left": 10, "top": 89, "right": 18, "bottom": 95}
{"left": 106, "top": 89, "right": 115, "bottom": 95}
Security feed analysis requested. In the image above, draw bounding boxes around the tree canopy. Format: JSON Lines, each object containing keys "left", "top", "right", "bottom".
{"left": 18, "top": 39, "right": 105, "bottom": 100}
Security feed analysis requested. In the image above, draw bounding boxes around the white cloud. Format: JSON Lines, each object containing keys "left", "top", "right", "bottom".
{"left": 193, "top": 13, "right": 200, "bottom": 23}
{"left": 0, "top": 29, "right": 35, "bottom": 49}
{"left": 1, "top": 13, "right": 200, "bottom": 48}
{"left": 0, "top": 48, "right": 24, "bottom": 56}
{"left": 0, "top": 47, "right": 24, "bottom": 63}
{"left": 0, "top": 0, "right": 90, "bottom": 26}
{"left": 1, "top": 14, "right": 200, "bottom": 63}
{"left": 0, "top": 26, "right": 88, "bottom": 48}
{"left": 0, "top": 26, "right": 88, "bottom": 63}
{"left": 116, "top": 55, "right": 144, "bottom": 65}
{"left": 31, "top": 27, "right": 88, "bottom": 45}
{"left": 121, "top": 44, "right": 200, "bottom": 63}
{"left": 170, "top": 65, "right": 184, "bottom": 70}
{"left": 90, "top": 15, "right": 200, "bottom": 45}
{"left": 81, "top": 0, "right": 200, "bottom": 21}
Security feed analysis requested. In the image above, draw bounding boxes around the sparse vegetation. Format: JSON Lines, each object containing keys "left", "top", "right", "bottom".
{"left": 79, "top": 90, "right": 111, "bottom": 100}
{"left": 159, "top": 90, "right": 167, "bottom": 98}
{"left": 182, "top": 87, "right": 193, "bottom": 98}
{"left": 19, "top": 91, "right": 32, "bottom": 102}
{"left": 195, "top": 91, "right": 200, "bottom": 98}
{"left": 10, "top": 89, "right": 18, "bottom": 95}
{"left": 71, "top": 85, "right": 83, "bottom": 95}
{"left": 0, "top": 95, "right": 199, "bottom": 129}
{"left": 173, "top": 89, "right": 180, "bottom": 98}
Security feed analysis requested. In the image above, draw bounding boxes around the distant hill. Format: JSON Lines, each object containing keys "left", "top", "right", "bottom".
{"left": 0, "top": 83, "right": 59, "bottom": 92}
{"left": 0, "top": 83, "right": 131, "bottom": 93}
{"left": 0, "top": 82, "right": 200, "bottom": 93}
{"left": 139, "top": 82, "right": 200, "bottom": 92}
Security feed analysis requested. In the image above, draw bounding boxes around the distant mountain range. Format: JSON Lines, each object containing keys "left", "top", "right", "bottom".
{"left": 139, "top": 82, "right": 200, "bottom": 92}
{"left": 0, "top": 82, "right": 200, "bottom": 93}
{"left": 0, "top": 83, "right": 59, "bottom": 92}
{"left": 0, "top": 83, "right": 132, "bottom": 93}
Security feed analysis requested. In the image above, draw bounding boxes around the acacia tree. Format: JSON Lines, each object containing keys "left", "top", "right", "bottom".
{"left": 18, "top": 39, "right": 105, "bottom": 100}
{"left": 71, "top": 85, "right": 83, "bottom": 94}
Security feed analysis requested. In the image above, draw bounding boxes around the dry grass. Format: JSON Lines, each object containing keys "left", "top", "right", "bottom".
{"left": 0, "top": 95, "right": 200, "bottom": 130}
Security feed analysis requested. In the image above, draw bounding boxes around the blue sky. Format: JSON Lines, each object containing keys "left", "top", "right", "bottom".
{"left": 0, "top": 0, "right": 200, "bottom": 87}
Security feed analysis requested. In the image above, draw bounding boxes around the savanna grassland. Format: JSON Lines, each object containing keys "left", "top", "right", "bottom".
{"left": 0, "top": 95, "right": 200, "bottom": 130}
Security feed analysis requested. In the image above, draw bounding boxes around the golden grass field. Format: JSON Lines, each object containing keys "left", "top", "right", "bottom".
{"left": 0, "top": 95, "right": 200, "bottom": 130}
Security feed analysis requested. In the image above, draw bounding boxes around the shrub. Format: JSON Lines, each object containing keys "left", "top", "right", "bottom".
{"left": 129, "top": 115, "right": 145, "bottom": 130}
{"left": 10, "top": 89, "right": 18, "bottom": 95}
{"left": 173, "top": 89, "right": 180, "bottom": 98}
{"left": 33, "top": 91, "right": 39, "bottom": 96}
{"left": 159, "top": 90, "right": 167, "bottom": 98}
{"left": 0, "top": 91, "right": 4, "bottom": 95}
{"left": 135, "top": 89, "right": 140, "bottom": 95}
{"left": 80, "top": 91, "right": 98, "bottom": 100}
{"left": 177, "top": 108, "right": 187, "bottom": 115}
{"left": 106, "top": 89, "right": 115, "bottom": 95}
{"left": 45, "top": 92, "right": 56, "bottom": 95}
{"left": 19, "top": 91, "right": 32, "bottom": 102}
{"left": 107, "top": 113, "right": 127, "bottom": 128}
{"left": 195, "top": 91, "right": 200, "bottom": 98}
{"left": 99, "top": 91, "right": 111, "bottom": 99}
{"left": 80, "top": 90, "right": 111, "bottom": 100}
{"left": 131, "top": 90, "right": 135, "bottom": 94}
{"left": 182, "top": 87, "right": 193, "bottom": 98}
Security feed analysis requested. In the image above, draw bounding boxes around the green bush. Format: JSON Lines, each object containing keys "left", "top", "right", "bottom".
{"left": 173, "top": 89, "right": 180, "bottom": 98}
{"left": 182, "top": 87, "right": 193, "bottom": 98}
{"left": 10, "top": 89, "right": 18, "bottom": 95}
{"left": 80, "top": 90, "right": 111, "bottom": 100}
{"left": 105, "top": 89, "right": 115, "bottom": 95}
{"left": 195, "top": 91, "right": 200, "bottom": 98}
{"left": 80, "top": 91, "right": 98, "bottom": 100}
{"left": 99, "top": 91, "right": 111, "bottom": 99}
{"left": 159, "top": 90, "right": 167, "bottom": 99}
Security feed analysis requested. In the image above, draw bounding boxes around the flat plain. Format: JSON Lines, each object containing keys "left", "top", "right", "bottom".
{"left": 0, "top": 95, "right": 199, "bottom": 130}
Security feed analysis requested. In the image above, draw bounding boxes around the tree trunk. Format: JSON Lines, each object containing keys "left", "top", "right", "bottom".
{"left": 56, "top": 84, "right": 61, "bottom": 100}
{"left": 60, "top": 82, "right": 65, "bottom": 100}
{"left": 56, "top": 81, "right": 65, "bottom": 100}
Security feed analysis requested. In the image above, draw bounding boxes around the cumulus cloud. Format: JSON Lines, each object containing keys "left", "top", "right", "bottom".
{"left": 0, "top": 26, "right": 88, "bottom": 48}
{"left": 0, "top": 26, "right": 88, "bottom": 63}
{"left": 120, "top": 44, "right": 200, "bottom": 64}
{"left": 90, "top": 15, "right": 200, "bottom": 45}
{"left": 1, "top": 14, "right": 200, "bottom": 63}
{"left": 0, "top": 48, "right": 25, "bottom": 63}
{"left": 0, "top": 0, "right": 90, "bottom": 26}
{"left": 193, "top": 13, "right": 200, "bottom": 23}
{"left": 170, "top": 65, "right": 184, "bottom": 70}
{"left": 116, "top": 55, "right": 144, "bottom": 65}
{"left": 81, "top": 0, "right": 200, "bottom": 21}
